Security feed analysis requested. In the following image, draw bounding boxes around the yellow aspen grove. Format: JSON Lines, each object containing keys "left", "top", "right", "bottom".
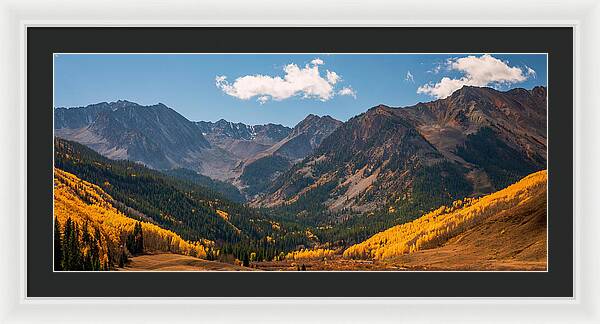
{"left": 215, "top": 209, "right": 229, "bottom": 220}
{"left": 343, "top": 170, "right": 547, "bottom": 260}
{"left": 285, "top": 248, "right": 337, "bottom": 260}
{"left": 54, "top": 168, "right": 207, "bottom": 264}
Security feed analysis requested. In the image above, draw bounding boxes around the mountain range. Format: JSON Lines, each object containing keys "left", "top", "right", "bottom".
{"left": 55, "top": 101, "right": 343, "bottom": 197}
{"left": 54, "top": 86, "right": 546, "bottom": 219}
{"left": 257, "top": 86, "right": 546, "bottom": 218}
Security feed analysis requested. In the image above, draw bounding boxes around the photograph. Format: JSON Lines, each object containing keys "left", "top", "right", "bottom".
{"left": 52, "top": 53, "right": 548, "bottom": 272}
{"left": 0, "top": 0, "right": 594, "bottom": 318}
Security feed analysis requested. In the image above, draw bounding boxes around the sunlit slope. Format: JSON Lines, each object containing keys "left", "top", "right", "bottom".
{"left": 343, "top": 170, "right": 547, "bottom": 264}
{"left": 123, "top": 253, "right": 252, "bottom": 271}
{"left": 54, "top": 168, "right": 207, "bottom": 264}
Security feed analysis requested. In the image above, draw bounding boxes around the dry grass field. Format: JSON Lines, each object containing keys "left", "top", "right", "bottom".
{"left": 121, "top": 253, "right": 254, "bottom": 271}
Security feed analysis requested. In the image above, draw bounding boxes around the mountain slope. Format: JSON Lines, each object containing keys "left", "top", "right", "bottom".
{"left": 54, "top": 168, "right": 208, "bottom": 270}
{"left": 55, "top": 101, "right": 338, "bottom": 188}
{"left": 266, "top": 114, "right": 343, "bottom": 161}
{"left": 258, "top": 104, "right": 473, "bottom": 213}
{"left": 55, "top": 101, "right": 239, "bottom": 180}
{"left": 238, "top": 114, "right": 342, "bottom": 196}
{"left": 161, "top": 168, "right": 244, "bottom": 203}
{"left": 196, "top": 119, "right": 291, "bottom": 160}
{"left": 399, "top": 85, "right": 547, "bottom": 189}
{"left": 54, "top": 138, "right": 317, "bottom": 260}
{"left": 343, "top": 170, "right": 547, "bottom": 270}
{"left": 257, "top": 86, "right": 546, "bottom": 218}
{"left": 54, "top": 138, "right": 267, "bottom": 242}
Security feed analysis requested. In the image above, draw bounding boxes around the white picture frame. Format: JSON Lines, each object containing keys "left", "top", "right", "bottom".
{"left": 0, "top": 0, "right": 597, "bottom": 322}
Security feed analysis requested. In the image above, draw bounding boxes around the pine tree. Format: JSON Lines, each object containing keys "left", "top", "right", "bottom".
{"left": 61, "top": 218, "right": 70, "bottom": 269}
{"left": 135, "top": 222, "right": 144, "bottom": 254}
{"left": 242, "top": 253, "right": 249, "bottom": 267}
{"left": 54, "top": 218, "right": 63, "bottom": 271}
{"left": 92, "top": 227, "right": 102, "bottom": 270}
{"left": 62, "top": 218, "right": 84, "bottom": 271}
{"left": 83, "top": 251, "right": 93, "bottom": 271}
{"left": 81, "top": 220, "right": 92, "bottom": 270}
{"left": 73, "top": 223, "right": 83, "bottom": 270}
{"left": 105, "top": 245, "right": 112, "bottom": 271}
{"left": 126, "top": 222, "right": 145, "bottom": 255}
{"left": 118, "top": 248, "right": 127, "bottom": 268}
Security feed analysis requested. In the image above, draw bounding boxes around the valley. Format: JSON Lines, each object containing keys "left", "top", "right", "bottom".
{"left": 53, "top": 85, "right": 548, "bottom": 271}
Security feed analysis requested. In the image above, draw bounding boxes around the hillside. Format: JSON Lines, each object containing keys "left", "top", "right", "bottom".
{"left": 237, "top": 114, "right": 342, "bottom": 197}
{"left": 55, "top": 87, "right": 545, "bottom": 211}
{"left": 55, "top": 101, "right": 341, "bottom": 193}
{"left": 54, "top": 138, "right": 318, "bottom": 263}
{"left": 122, "top": 253, "right": 253, "bottom": 271}
{"left": 257, "top": 86, "right": 546, "bottom": 220}
{"left": 55, "top": 100, "right": 239, "bottom": 180}
{"left": 161, "top": 168, "right": 244, "bottom": 203}
{"left": 343, "top": 170, "right": 547, "bottom": 270}
{"left": 257, "top": 114, "right": 343, "bottom": 162}
{"left": 54, "top": 168, "right": 207, "bottom": 270}
{"left": 196, "top": 119, "right": 291, "bottom": 160}
{"left": 54, "top": 138, "right": 250, "bottom": 242}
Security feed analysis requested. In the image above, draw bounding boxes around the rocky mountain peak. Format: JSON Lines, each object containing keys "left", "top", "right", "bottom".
{"left": 291, "top": 113, "right": 342, "bottom": 136}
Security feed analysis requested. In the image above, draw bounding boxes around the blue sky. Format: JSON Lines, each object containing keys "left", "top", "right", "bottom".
{"left": 54, "top": 54, "right": 547, "bottom": 127}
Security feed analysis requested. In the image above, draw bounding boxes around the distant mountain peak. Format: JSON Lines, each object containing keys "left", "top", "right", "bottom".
{"left": 448, "top": 85, "right": 490, "bottom": 100}
{"left": 449, "top": 85, "right": 547, "bottom": 102}
{"left": 361, "top": 105, "right": 397, "bottom": 123}
{"left": 115, "top": 99, "right": 136, "bottom": 104}
{"left": 54, "top": 100, "right": 212, "bottom": 171}
{"left": 294, "top": 113, "right": 342, "bottom": 131}
{"left": 107, "top": 100, "right": 142, "bottom": 110}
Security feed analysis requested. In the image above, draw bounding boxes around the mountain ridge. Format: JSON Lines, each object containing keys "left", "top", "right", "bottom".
{"left": 54, "top": 85, "right": 546, "bottom": 215}
{"left": 55, "top": 100, "right": 219, "bottom": 172}
{"left": 255, "top": 85, "right": 547, "bottom": 220}
{"left": 237, "top": 114, "right": 342, "bottom": 196}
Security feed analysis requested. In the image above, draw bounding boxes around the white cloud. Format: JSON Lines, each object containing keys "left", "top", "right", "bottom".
{"left": 257, "top": 96, "right": 270, "bottom": 104}
{"left": 525, "top": 65, "right": 537, "bottom": 79}
{"left": 417, "top": 54, "right": 530, "bottom": 99}
{"left": 428, "top": 64, "right": 442, "bottom": 74}
{"left": 326, "top": 70, "right": 341, "bottom": 84}
{"left": 215, "top": 58, "right": 344, "bottom": 103}
{"left": 405, "top": 70, "right": 414, "bottom": 83}
{"left": 338, "top": 86, "right": 357, "bottom": 99}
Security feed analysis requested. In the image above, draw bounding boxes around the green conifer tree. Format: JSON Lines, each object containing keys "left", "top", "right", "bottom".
{"left": 54, "top": 218, "right": 63, "bottom": 271}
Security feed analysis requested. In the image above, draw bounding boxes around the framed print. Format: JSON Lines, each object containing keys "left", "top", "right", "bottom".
{"left": 2, "top": 0, "right": 600, "bottom": 322}
{"left": 25, "top": 27, "right": 571, "bottom": 297}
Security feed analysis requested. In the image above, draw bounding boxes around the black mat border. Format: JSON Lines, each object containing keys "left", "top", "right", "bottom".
{"left": 27, "top": 27, "right": 573, "bottom": 297}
